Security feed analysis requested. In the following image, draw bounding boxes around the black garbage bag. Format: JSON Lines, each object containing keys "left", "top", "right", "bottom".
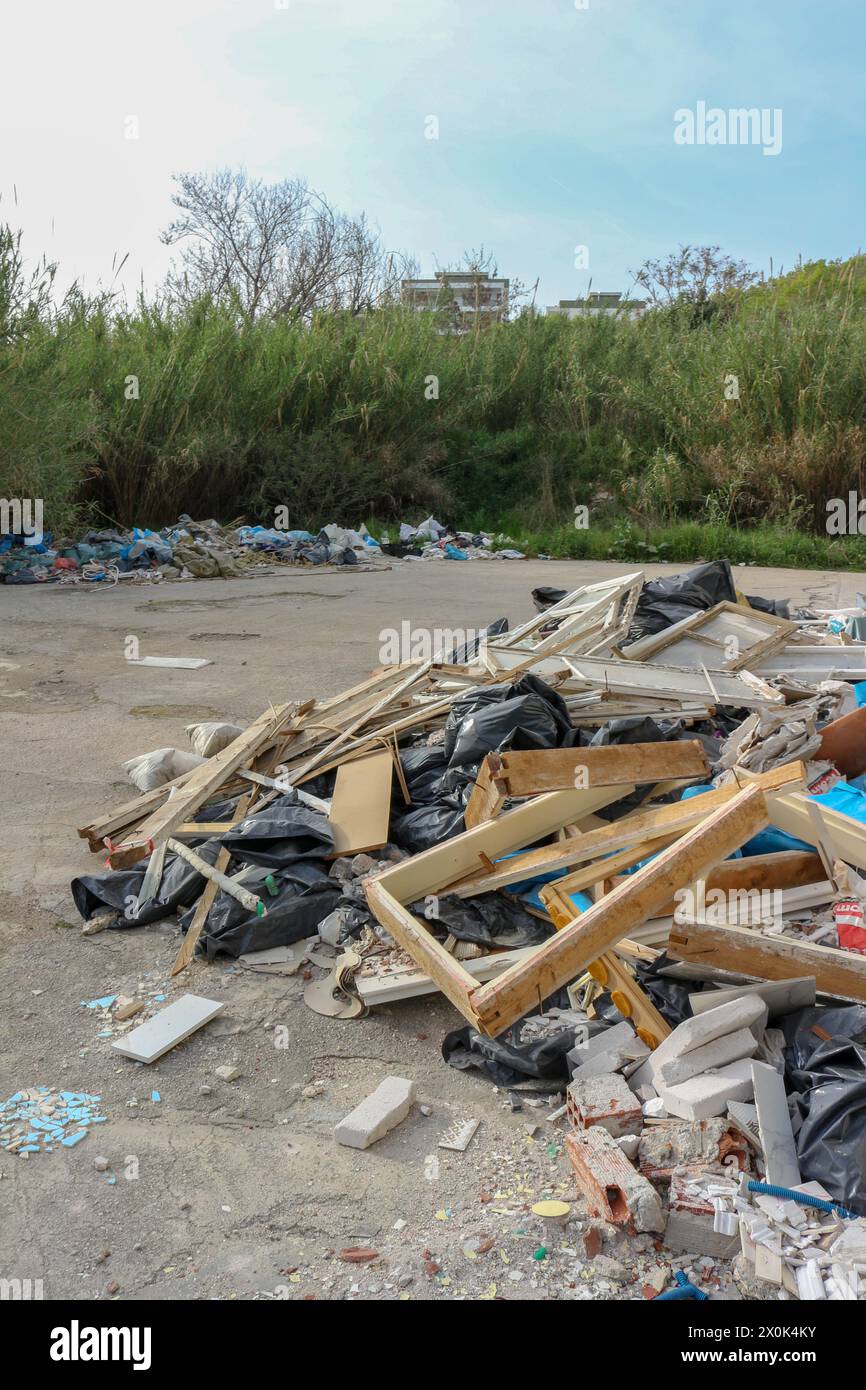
{"left": 71, "top": 838, "right": 224, "bottom": 927}
{"left": 390, "top": 798, "right": 466, "bottom": 852}
{"left": 633, "top": 954, "right": 698, "bottom": 1028}
{"left": 531, "top": 586, "right": 568, "bottom": 613}
{"left": 181, "top": 862, "right": 342, "bottom": 959}
{"left": 399, "top": 745, "right": 449, "bottom": 804}
{"left": 442, "top": 1025, "right": 575, "bottom": 1089}
{"left": 219, "top": 792, "right": 334, "bottom": 868}
{"left": 626, "top": 560, "right": 738, "bottom": 643}
{"left": 444, "top": 675, "right": 572, "bottom": 769}
{"left": 746, "top": 594, "right": 790, "bottom": 620}
{"left": 780, "top": 1005, "right": 866, "bottom": 1073}
{"left": 788, "top": 1036, "right": 866, "bottom": 1215}
{"left": 589, "top": 716, "right": 683, "bottom": 748}
{"left": 445, "top": 616, "right": 509, "bottom": 664}
{"left": 411, "top": 891, "right": 554, "bottom": 950}
{"left": 440, "top": 762, "right": 482, "bottom": 798}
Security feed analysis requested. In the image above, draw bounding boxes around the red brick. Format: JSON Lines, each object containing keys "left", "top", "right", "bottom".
{"left": 565, "top": 1129, "right": 665, "bottom": 1233}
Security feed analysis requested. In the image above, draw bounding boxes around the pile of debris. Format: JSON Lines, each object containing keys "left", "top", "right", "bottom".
{"left": 68, "top": 558, "right": 866, "bottom": 1299}
{"left": 0, "top": 512, "right": 528, "bottom": 586}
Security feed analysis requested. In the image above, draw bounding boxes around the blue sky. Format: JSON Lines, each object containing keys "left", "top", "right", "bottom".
{"left": 4, "top": 0, "right": 864, "bottom": 305}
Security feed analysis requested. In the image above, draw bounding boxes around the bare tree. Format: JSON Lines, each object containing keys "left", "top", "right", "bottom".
{"left": 161, "top": 169, "right": 415, "bottom": 321}
{"left": 631, "top": 244, "right": 758, "bottom": 310}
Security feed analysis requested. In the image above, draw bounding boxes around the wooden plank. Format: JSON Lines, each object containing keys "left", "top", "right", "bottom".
{"left": 328, "top": 750, "right": 393, "bottom": 855}
{"left": 106, "top": 704, "right": 298, "bottom": 867}
{"left": 606, "top": 850, "right": 825, "bottom": 912}
{"left": 667, "top": 920, "right": 866, "bottom": 1004}
{"left": 289, "top": 661, "right": 432, "bottom": 783}
{"left": 364, "top": 881, "right": 480, "bottom": 1019}
{"left": 468, "top": 785, "right": 770, "bottom": 1037}
{"left": 374, "top": 783, "right": 631, "bottom": 906}
{"left": 170, "top": 791, "right": 254, "bottom": 977}
{"left": 587, "top": 952, "right": 672, "bottom": 1049}
{"left": 466, "top": 742, "right": 708, "bottom": 824}
{"left": 451, "top": 763, "right": 806, "bottom": 898}
{"left": 541, "top": 832, "right": 684, "bottom": 903}
{"left": 464, "top": 760, "right": 503, "bottom": 830}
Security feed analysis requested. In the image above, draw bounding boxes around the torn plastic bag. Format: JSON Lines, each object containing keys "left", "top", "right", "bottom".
{"left": 442, "top": 1025, "right": 575, "bottom": 1090}
{"left": 626, "top": 560, "right": 738, "bottom": 642}
{"left": 219, "top": 792, "right": 334, "bottom": 867}
{"left": 71, "top": 838, "right": 223, "bottom": 927}
{"left": 779, "top": 1004, "right": 866, "bottom": 1072}
{"left": 391, "top": 798, "right": 465, "bottom": 852}
{"left": 411, "top": 891, "right": 554, "bottom": 950}
{"left": 589, "top": 716, "right": 683, "bottom": 748}
{"left": 531, "top": 586, "right": 567, "bottom": 613}
{"left": 746, "top": 594, "right": 791, "bottom": 620}
{"left": 445, "top": 616, "right": 509, "bottom": 664}
{"left": 444, "top": 675, "right": 572, "bottom": 769}
{"left": 193, "top": 868, "right": 343, "bottom": 959}
{"left": 788, "top": 1036, "right": 866, "bottom": 1216}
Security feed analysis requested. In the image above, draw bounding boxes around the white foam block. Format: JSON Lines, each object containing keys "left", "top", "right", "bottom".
{"left": 660, "top": 1059, "right": 755, "bottom": 1121}
{"left": 112, "top": 995, "right": 224, "bottom": 1063}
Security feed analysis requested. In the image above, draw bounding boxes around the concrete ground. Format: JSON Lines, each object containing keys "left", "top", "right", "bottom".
{"left": 0, "top": 557, "right": 860, "bottom": 1302}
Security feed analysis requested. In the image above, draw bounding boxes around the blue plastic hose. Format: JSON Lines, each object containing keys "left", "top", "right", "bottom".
{"left": 747, "top": 1179, "right": 855, "bottom": 1220}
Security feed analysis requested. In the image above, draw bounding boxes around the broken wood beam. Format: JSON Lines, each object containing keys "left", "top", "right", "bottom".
{"left": 464, "top": 741, "right": 709, "bottom": 830}
{"left": 451, "top": 762, "right": 806, "bottom": 899}
{"left": 667, "top": 919, "right": 866, "bottom": 1005}
{"left": 468, "top": 784, "right": 771, "bottom": 1037}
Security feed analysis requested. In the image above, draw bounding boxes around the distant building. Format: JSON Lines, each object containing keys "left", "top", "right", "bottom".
{"left": 401, "top": 271, "right": 509, "bottom": 331}
{"left": 546, "top": 291, "right": 646, "bottom": 320}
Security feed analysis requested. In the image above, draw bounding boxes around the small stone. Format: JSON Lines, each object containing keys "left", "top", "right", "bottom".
{"left": 199, "top": 1084, "right": 213, "bottom": 1095}
{"left": 106, "top": 1280, "right": 120, "bottom": 1295}
{"left": 419, "top": 1105, "right": 432, "bottom": 1117}
{"left": 338, "top": 1247, "right": 378, "bottom": 1263}
{"left": 215, "top": 1065, "right": 242, "bottom": 1083}
{"left": 93, "top": 1156, "right": 110, "bottom": 1172}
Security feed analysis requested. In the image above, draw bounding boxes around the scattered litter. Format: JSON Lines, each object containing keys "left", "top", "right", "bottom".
{"left": 0, "top": 1089, "right": 106, "bottom": 1155}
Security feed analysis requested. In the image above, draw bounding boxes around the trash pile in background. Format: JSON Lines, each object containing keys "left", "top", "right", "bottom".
{"left": 65, "top": 558, "right": 866, "bottom": 1300}
{"left": 0, "top": 512, "right": 526, "bottom": 585}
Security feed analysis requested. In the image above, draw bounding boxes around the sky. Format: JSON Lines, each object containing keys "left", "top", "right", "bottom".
{"left": 3, "top": 0, "right": 864, "bottom": 308}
